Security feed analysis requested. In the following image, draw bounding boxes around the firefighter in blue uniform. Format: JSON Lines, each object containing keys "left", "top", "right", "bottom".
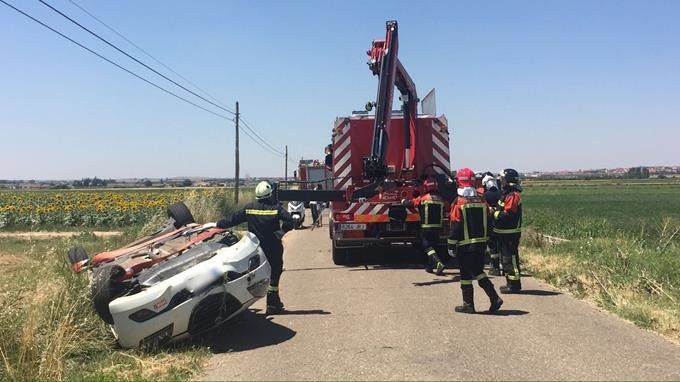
{"left": 207, "top": 181, "right": 294, "bottom": 314}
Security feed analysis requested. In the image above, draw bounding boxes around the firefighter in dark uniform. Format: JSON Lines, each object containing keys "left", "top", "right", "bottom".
{"left": 481, "top": 172, "right": 503, "bottom": 276}
{"left": 448, "top": 167, "right": 503, "bottom": 313}
{"left": 210, "top": 181, "right": 294, "bottom": 314}
{"left": 402, "top": 179, "right": 446, "bottom": 275}
{"left": 492, "top": 169, "right": 523, "bottom": 294}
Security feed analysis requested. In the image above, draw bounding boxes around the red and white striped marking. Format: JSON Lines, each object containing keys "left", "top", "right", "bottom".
{"left": 333, "top": 121, "right": 353, "bottom": 190}
{"left": 431, "top": 119, "right": 450, "bottom": 173}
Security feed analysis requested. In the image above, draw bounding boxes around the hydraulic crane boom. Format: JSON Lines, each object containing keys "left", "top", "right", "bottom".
{"left": 363, "top": 20, "right": 418, "bottom": 181}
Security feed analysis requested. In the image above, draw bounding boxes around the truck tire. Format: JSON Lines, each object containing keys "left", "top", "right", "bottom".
{"left": 167, "top": 202, "right": 195, "bottom": 228}
{"left": 91, "top": 264, "right": 126, "bottom": 324}
{"left": 332, "top": 241, "right": 348, "bottom": 265}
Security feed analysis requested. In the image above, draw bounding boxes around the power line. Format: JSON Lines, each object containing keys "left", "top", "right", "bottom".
{"left": 62, "top": 0, "right": 288, "bottom": 159}
{"left": 67, "top": 0, "right": 226, "bottom": 109}
{"left": 38, "top": 0, "right": 237, "bottom": 116}
{"left": 2, "top": 0, "right": 289, "bottom": 159}
{"left": 0, "top": 0, "right": 234, "bottom": 121}
{"left": 240, "top": 118, "right": 285, "bottom": 155}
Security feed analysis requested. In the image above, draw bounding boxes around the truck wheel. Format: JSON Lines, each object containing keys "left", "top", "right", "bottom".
{"left": 332, "top": 241, "right": 348, "bottom": 265}
{"left": 167, "top": 202, "right": 195, "bottom": 228}
{"left": 91, "top": 264, "right": 126, "bottom": 324}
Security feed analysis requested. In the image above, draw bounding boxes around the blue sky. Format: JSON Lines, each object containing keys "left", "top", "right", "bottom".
{"left": 1, "top": 0, "right": 678, "bottom": 179}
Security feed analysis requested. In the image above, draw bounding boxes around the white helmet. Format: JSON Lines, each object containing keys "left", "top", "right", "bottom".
{"left": 482, "top": 174, "right": 497, "bottom": 190}
{"left": 255, "top": 181, "right": 273, "bottom": 200}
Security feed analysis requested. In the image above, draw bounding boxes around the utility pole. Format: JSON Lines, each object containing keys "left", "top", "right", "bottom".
{"left": 234, "top": 101, "right": 240, "bottom": 204}
{"left": 284, "top": 145, "right": 288, "bottom": 189}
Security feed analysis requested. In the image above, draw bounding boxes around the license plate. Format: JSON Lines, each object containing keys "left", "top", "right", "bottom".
{"left": 388, "top": 222, "right": 406, "bottom": 232}
{"left": 339, "top": 223, "right": 367, "bottom": 231}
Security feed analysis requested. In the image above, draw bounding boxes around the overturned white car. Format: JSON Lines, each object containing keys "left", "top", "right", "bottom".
{"left": 69, "top": 202, "right": 271, "bottom": 349}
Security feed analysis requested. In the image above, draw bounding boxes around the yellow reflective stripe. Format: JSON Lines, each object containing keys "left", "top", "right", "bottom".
{"left": 268, "top": 285, "right": 279, "bottom": 292}
{"left": 447, "top": 239, "right": 458, "bottom": 245}
{"left": 459, "top": 237, "right": 489, "bottom": 246}
{"left": 476, "top": 273, "right": 488, "bottom": 280}
{"left": 426, "top": 248, "right": 437, "bottom": 256}
{"left": 246, "top": 209, "right": 278, "bottom": 216}
{"left": 490, "top": 253, "right": 500, "bottom": 259}
{"left": 493, "top": 210, "right": 501, "bottom": 219}
{"left": 421, "top": 200, "right": 443, "bottom": 205}
{"left": 461, "top": 203, "right": 486, "bottom": 244}
{"left": 493, "top": 227, "right": 521, "bottom": 234}
{"left": 460, "top": 280, "right": 473, "bottom": 285}
{"left": 422, "top": 200, "right": 443, "bottom": 227}
{"left": 511, "top": 255, "right": 521, "bottom": 280}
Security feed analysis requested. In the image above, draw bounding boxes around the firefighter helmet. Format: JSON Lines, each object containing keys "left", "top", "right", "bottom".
{"left": 456, "top": 167, "right": 475, "bottom": 188}
{"left": 255, "top": 181, "right": 273, "bottom": 200}
{"left": 500, "top": 168, "right": 520, "bottom": 185}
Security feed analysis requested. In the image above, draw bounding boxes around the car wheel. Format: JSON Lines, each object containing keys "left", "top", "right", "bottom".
{"left": 91, "top": 264, "right": 126, "bottom": 324}
{"left": 67, "top": 245, "right": 88, "bottom": 265}
{"left": 167, "top": 202, "right": 195, "bottom": 228}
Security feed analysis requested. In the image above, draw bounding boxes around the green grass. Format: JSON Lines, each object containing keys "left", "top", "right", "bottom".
{"left": 521, "top": 180, "right": 680, "bottom": 341}
{"left": 0, "top": 232, "right": 210, "bottom": 381}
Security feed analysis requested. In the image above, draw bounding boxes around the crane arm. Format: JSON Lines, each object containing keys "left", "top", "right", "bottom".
{"left": 364, "top": 20, "right": 418, "bottom": 181}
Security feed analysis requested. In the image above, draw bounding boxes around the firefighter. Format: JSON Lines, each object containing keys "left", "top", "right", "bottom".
{"left": 448, "top": 167, "right": 503, "bottom": 314}
{"left": 402, "top": 179, "right": 446, "bottom": 275}
{"left": 204, "top": 181, "right": 294, "bottom": 314}
{"left": 492, "top": 168, "right": 523, "bottom": 294}
{"left": 482, "top": 172, "right": 503, "bottom": 276}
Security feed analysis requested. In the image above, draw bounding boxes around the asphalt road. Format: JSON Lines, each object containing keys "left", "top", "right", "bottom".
{"left": 199, "top": 217, "right": 680, "bottom": 381}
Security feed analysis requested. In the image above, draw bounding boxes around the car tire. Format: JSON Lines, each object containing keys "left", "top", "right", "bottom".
{"left": 167, "top": 202, "right": 195, "bottom": 228}
{"left": 91, "top": 264, "right": 126, "bottom": 324}
{"left": 67, "top": 245, "right": 88, "bottom": 265}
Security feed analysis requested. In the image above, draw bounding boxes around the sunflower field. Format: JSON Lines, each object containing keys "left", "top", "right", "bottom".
{"left": 0, "top": 188, "right": 247, "bottom": 229}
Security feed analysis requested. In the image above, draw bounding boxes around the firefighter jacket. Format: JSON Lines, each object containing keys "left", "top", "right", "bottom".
{"left": 483, "top": 187, "right": 501, "bottom": 208}
{"left": 217, "top": 199, "right": 293, "bottom": 247}
{"left": 447, "top": 195, "right": 489, "bottom": 252}
{"left": 492, "top": 189, "right": 522, "bottom": 237}
{"left": 411, "top": 193, "right": 444, "bottom": 229}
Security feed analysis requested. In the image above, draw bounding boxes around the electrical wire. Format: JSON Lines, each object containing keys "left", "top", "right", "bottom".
{"left": 240, "top": 118, "right": 285, "bottom": 155}
{"left": 38, "top": 0, "right": 237, "bottom": 116}
{"left": 65, "top": 0, "right": 290, "bottom": 159}
{"left": 67, "top": 0, "right": 226, "bottom": 109}
{"left": 3, "top": 0, "right": 292, "bottom": 159}
{"left": 0, "top": 0, "right": 234, "bottom": 121}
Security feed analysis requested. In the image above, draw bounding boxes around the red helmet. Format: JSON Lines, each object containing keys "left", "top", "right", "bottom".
{"left": 456, "top": 167, "right": 475, "bottom": 188}
{"left": 423, "top": 179, "right": 437, "bottom": 193}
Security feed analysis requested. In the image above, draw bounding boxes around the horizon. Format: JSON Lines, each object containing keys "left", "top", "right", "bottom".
{"left": 1, "top": 0, "right": 679, "bottom": 179}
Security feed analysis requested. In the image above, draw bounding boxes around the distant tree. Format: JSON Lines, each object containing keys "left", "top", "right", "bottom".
{"left": 82, "top": 178, "right": 92, "bottom": 187}
{"left": 143, "top": 179, "right": 153, "bottom": 187}
{"left": 182, "top": 179, "right": 193, "bottom": 187}
{"left": 72, "top": 180, "right": 83, "bottom": 187}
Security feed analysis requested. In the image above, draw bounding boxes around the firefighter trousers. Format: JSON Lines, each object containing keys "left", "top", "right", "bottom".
{"left": 420, "top": 228, "right": 444, "bottom": 267}
{"left": 499, "top": 235, "right": 521, "bottom": 290}
{"left": 262, "top": 241, "right": 284, "bottom": 288}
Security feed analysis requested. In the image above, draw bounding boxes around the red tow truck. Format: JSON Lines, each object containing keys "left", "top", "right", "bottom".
{"left": 276, "top": 20, "right": 454, "bottom": 265}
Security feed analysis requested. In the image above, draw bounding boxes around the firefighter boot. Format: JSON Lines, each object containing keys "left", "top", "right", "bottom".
{"left": 500, "top": 285, "right": 521, "bottom": 294}
{"left": 479, "top": 277, "right": 503, "bottom": 313}
{"left": 454, "top": 284, "right": 475, "bottom": 314}
{"left": 266, "top": 290, "right": 285, "bottom": 315}
{"left": 434, "top": 259, "right": 445, "bottom": 276}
